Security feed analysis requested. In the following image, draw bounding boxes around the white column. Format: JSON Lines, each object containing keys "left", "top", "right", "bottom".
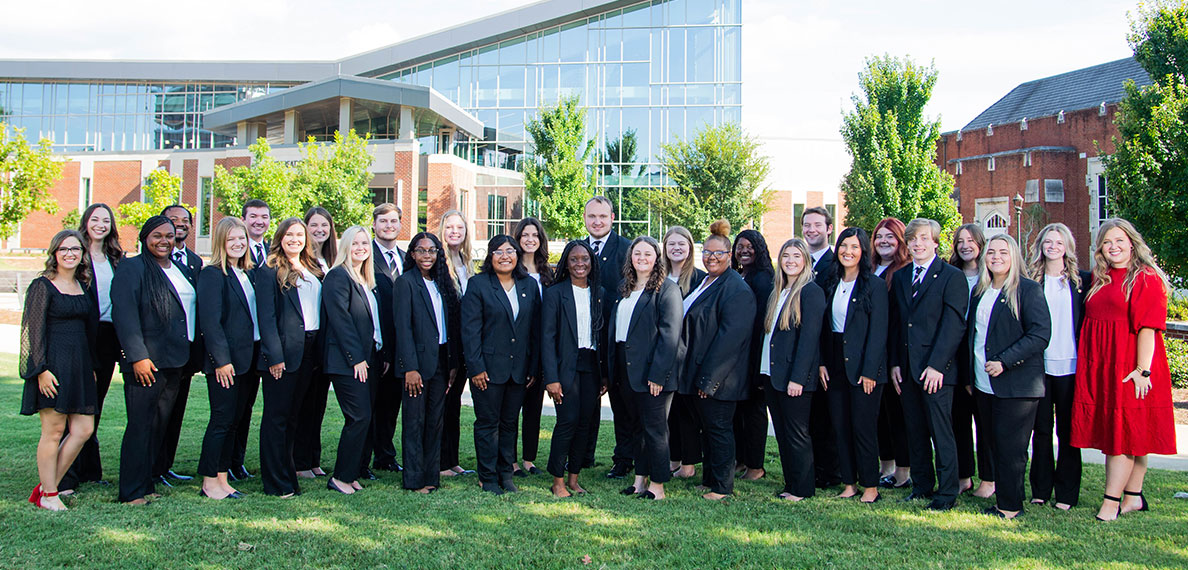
{"left": 339, "top": 97, "right": 353, "bottom": 136}
{"left": 399, "top": 106, "right": 415, "bottom": 140}
{"left": 284, "top": 110, "right": 298, "bottom": 144}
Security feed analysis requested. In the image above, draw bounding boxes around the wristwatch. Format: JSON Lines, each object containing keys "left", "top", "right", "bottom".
{"left": 1139, "top": 368, "right": 1152, "bottom": 378}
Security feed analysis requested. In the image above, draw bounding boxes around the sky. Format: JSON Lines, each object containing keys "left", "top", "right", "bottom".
{"left": 0, "top": 0, "right": 1139, "bottom": 193}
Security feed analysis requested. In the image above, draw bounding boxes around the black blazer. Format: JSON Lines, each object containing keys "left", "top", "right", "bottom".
{"left": 372, "top": 242, "right": 406, "bottom": 364}
{"left": 605, "top": 279, "right": 683, "bottom": 392}
{"left": 743, "top": 269, "right": 775, "bottom": 382}
{"left": 197, "top": 266, "right": 257, "bottom": 376}
{"left": 812, "top": 248, "right": 836, "bottom": 283}
{"left": 110, "top": 254, "right": 192, "bottom": 371}
{"left": 1041, "top": 270, "right": 1090, "bottom": 344}
{"left": 461, "top": 273, "right": 541, "bottom": 385}
{"left": 821, "top": 275, "right": 889, "bottom": 385}
{"left": 763, "top": 282, "right": 826, "bottom": 391}
{"left": 682, "top": 268, "right": 708, "bottom": 297}
{"left": 587, "top": 231, "right": 632, "bottom": 301}
{"left": 966, "top": 278, "right": 1051, "bottom": 398}
{"left": 255, "top": 264, "right": 318, "bottom": 372}
{"left": 321, "top": 266, "right": 379, "bottom": 377}
{"left": 250, "top": 240, "right": 270, "bottom": 267}
{"left": 889, "top": 256, "right": 969, "bottom": 384}
{"left": 393, "top": 269, "right": 461, "bottom": 379}
{"left": 541, "top": 279, "right": 607, "bottom": 387}
{"left": 174, "top": 246, "right": 203, "bottom": 279}
{"left": 678, "top": 269, "right": 756, "bottom": 400}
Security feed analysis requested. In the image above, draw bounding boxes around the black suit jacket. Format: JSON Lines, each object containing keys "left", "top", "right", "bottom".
{"left": 812, "top": 248, "right": 836, "bottom": 283}
{"left": 321, "top": 265, "right": 379, "bottom": 377}
{"left": 820, "top": 275, "right": 889, "bottom": 385}
{"left": 197, "top": 266, "right": 258, "bottom": 376}
{"left": 174, "top": 246, "right": 203, "bottom": 278}
{"left": 763, "top": 281, "right": 826, "bottom": 391}
{"left": 587, "top": 231, "right": 632, "bottom": 299}
{"left": 250, "top": 240, "right": 270, "bottom": 267}
{"left": 889, "top": 256, "right": 969, "bottom": 384}
{"left": 742, "top": 269, "right": 775, "bottom": 382}
{"left": 255, "top": 265, "right": 318, "bottom": 372}
{"left": 966, "top": 278, "right": 1051, "bottom": 398}
{"left": 541, "top": 279, "right": 607, "bottom": 388}
{"left": 393, "top": 270, "right": 461, "bottom": 379}
{"left": 110, "top": 254, "right": 192, "bottom": 372}
{"left": 683, "top": 268, "right": 708, "bottom": 296}
{"left": 372, "top": 242, "right": 406, "bottom": 364}
{"left": 605, "top": 279, "right": 683, "bottom": 392}
{"left": 461, "top": 273, "right": 541, "bottom": 384}
{"left": 678, "top": 269, "right": 756, "bottom": 400}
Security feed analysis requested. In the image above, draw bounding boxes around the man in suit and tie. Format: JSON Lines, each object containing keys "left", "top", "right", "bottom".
{"left": 803, "top": 206, "right": 835, "bottom": 279}
{"left": 371, "top": 203, "right": 406, "bottom": 475}
{"left": 581, "top": 195, "right": 634, "bottom": 478}
{"left": 244, "top": 199, "right": 271, "bottom": 267}
{"left": 889, "top": 218, "right": 969, "bottom": 511}
{"left": 801, "top": 206, "right": 841, "bottom": 488}
{"left": 155, "top": 205, "right": 204, "bottom": 485}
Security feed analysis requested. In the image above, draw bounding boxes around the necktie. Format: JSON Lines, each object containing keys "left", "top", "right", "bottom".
{"left": 254, "top": 244, "right": 264, "bottom": 264}
{"left": 173, "top": 251, "right": 184, "bottom": 265}
{"left": 911, "top": 265, "right": 924, "bottom": 298}
{"left": 592, "top": 240, "right": 602, "bottom": 256}
{"left": 386, "top": 251, "right": 397, "bottom": 275}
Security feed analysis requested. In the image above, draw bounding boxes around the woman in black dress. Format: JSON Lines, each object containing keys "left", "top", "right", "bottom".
{"left": 663, "top": 225, "right": 705, "bottom": 479}
{"left": 294, "top": 206, "right": 337, "bottom": 479}
{"left": 196, "top": 217, "right": 259, "bottom": 500}
{"left": 21, "top": 230, "right": 97, "bottom": 511}
{"left": 733, "top": 229, "right": 774, "bottom": 481}
{"left": 513, "top": 217, "right": 553, "bottom": 477}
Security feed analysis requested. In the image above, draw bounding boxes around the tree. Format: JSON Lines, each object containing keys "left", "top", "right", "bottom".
{"left": 118, "top": 168, "right": 188, "bottom": 231}
{"left": 1105, "top": 1, "right": 1188, "bottom": 283}
{"left": 839, "top": 55, "right": 960, "bottom": 240}
{"left": 213, "top": 138, "right": 302, "bottom": 238}
{"left": 0, "top": 126, "right": 62, "bottom": 239}
{"left": 292, "top": 130, "right": 375, "bottom": 230}
{"left": 601, "top": 129, "right": 660, "bottom": 236}
{"left": 524, "top": 95, "right": 597, "bottom": 239}
{"left": 648, "top": 123, "right": 772, "bottom": 241}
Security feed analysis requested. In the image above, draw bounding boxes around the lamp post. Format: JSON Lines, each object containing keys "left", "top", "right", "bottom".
{"left": 1013, "top": 193, "right": 1024, "bottom": 243}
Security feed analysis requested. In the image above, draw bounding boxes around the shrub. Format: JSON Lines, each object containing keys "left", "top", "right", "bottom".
{"left": 1166, "top": 336, "right": 1188, "bottom": 389}
{"left": 1168, "top": 295, "right": 1188, "bottom": 321}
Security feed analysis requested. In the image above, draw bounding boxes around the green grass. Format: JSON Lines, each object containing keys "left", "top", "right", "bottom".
{"left": 1, "top": 353, "right": 1186, "bottom": 569}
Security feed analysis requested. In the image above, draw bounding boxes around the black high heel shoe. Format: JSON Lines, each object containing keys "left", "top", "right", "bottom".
{"left": 1123, "top": 490, "right": 1150, "bottom": 512}
{"left": 1096, "top": 494, "right": 1122, "bottom": 521}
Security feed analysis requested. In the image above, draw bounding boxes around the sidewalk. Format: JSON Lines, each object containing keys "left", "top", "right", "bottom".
{"left": 4, "top": 323, "right": 1186, "bottom": 470}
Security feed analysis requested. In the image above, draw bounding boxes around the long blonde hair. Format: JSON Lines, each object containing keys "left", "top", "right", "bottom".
{"left": 766, "top": 238, "right": 816, "bottom": 331}
{"left": 1027, "top": 222, "right": 1080, "bottom": 290}
{"left": 210, "top": 217, "right": 253, "bottom": 274}
{"left": 331, "top": 226, "right": 376, "bottom": 291}
{"left": 975, "top": 234, "right": 1026, "bottom": 319}
{"left": 439, "top": 209, "right": 472, "bottom": 287}
{"left": 662, "top": 225, "right": 697, "bottom": 295}
{"left": 1087, "top": 218, "right": 1171, "bottom": 301}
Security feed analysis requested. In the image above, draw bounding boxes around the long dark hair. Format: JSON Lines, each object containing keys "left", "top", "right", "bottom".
{"left": 403, "top": 231, "right": 461, "bottom": 320}
{"left": 268, "top": 217, "right": 324, "bottom": 290}
{"left": 732, "top": 229, "right": 773, "bottom": 277}
{"left": 948, "top": 223, "right": 985, "bottom": 270}
{"left": 513, "top": 217, "right": 554, "bottom": 287}
{"left": 820, "top": 227, "right": 874, "bottom": 311}
{"left": 78, "top": 203, "right": 123, "bottom": 267}
{"left": 620, "top": 236, "right": 666, "bottom": 297}
{"left": 304, "top": 206, "right": 338, "bottom": 267}
{"left": 554, "top": 239, "right": 604, "bottom": 338}
{"left": 139, "top": 216, "right": 179, "bottom": 322}
{"left": 479, "top": 234, "right": 529, "bottom": 280}
{"left": 42, "top": 229, "right": 92, "bottom": 287}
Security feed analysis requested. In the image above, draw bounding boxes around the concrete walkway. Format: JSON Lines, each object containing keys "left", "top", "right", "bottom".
{"left": 3, "top": 323, "right": 1186, "bottom": 471}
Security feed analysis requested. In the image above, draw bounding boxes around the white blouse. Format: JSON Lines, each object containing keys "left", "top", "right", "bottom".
{"left": 683, "top": 275, "right": 715, "bottom": 315}
{"left": 163, "top": 263, "right": 197, "bottom": 342}
{"left": 573, "top": 284, "right": 594, "bottom": 349}
{"left": 1043, "top": 276, "right": 1077, "bottom": 376}
{"left": 295, "top": 267, "right": 321, "bottom": 331}
{"left": 760, "top": 288, "right": 791, "bottom": 376}
{"left": 425, "top": 278, "right": 447, "bottom": 345}
{"left": 505, "top": 282, "right": 520, "bottom": 321}
{"left": 232, "top": 267, "right": 260, "bottom": 342}
{"left": 615, "top": 289, "right": 644, "bottom": 343}
{"left": 93, "top": 256, "right": 114, "bottom": 323}
{"left": 365, "top": 286, "right": 383, "bottom": 349}
{"left": 973, "top": 287, "right": 1000, "bottom": 395}
{"left": 831, "top": 278, "right": 856, "bottom": 333}
{"left": 874, "top": 264, "right": 888, "bottom": 277}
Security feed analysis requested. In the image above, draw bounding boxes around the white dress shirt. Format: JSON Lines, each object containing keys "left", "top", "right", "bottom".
{"left": 832, "top": 278, "right": 856, "bottom": 333}
{"left": 973, "top": 287, "right": 1000, "bottom": 395}
{"left": 163, "top": 263, "right": 197, "bottom": 342}
{"left": 682, "top": 275, "right": 715, "bottom": 315}
{"left": 365, "top": 286, "right": 383, "bottom": 349}
{"left": 1043, "top": 276, "right": 1077, "bottom": 376}
{"left": 295, "top": 267, "right": 321, "bottom": 331}
{"left": 377, "top": 243, "right": 402, "bottom": 276}
{"left": 505, "top": 282, "right": 520, "bottom": 321}
{"left": 760, "top": 288, "right": 791, "bottom": 376}
{"left": 232, "top": 267, "right": 260, "bottom": 341}
{"left": 573, "top": 284, "right": 594, "bottom": 349}
{"left": 425, "top": 278, "right": 447, "bottom": 345}
{"left": 615, "top": 289, "right": 644, "bottom": 343}
{"left": 93, "top": 256, "right": 114, "bottom": 322}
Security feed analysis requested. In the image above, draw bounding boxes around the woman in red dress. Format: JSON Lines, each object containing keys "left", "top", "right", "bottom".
{"left": 1072, "top": 218, "right": 1176, "bottom": 521}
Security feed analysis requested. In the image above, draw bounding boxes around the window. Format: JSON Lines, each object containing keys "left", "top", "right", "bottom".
{"left": 1020, "top": 118, "right": 1028, "bottom": 131}
{"left": 1024, "top": 179, "right": 1039, "bottom": 202}
{"left": 987, "top": 124, "right": 994, "bottom": 136}
{"left": 987, "top": 157, "right": 995, "bottom": 171}
{"left": 1023, "top": 151, "right": 1032, "bottom": 167}
{"left": 80, "top": 177, "right": 91, "bottom": 209}
{"left": 1044, "top": 179, "right": 1065, "bottom": 203}
{"left": 487, "top": 193, "right": 508, "bottom": 237}
{"left": 1097, "top": 175, "right": 1110, "bottom": 227}
{"left": 198, "top": 177, "right": 213, "bottom": 237}
{"left": 417, "top": 189, "right": 428, "bottom": 232}
{"left": 370, "top": 187, "right": 394, "bottom": 206}
{"left": 793, "top": 203, "right": 804, "bottom": 237}
{"left": 955, "top": 161, "right": 963, "bottom": 175}
{"left": 984, "top": 212, "right": 1009, "bottom": 230}
{"left": 825, "top": 204, "right": 837, "bottom": 243}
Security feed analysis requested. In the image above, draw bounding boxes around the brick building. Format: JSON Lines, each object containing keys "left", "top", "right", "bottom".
{"left": 935, "top": 57, "right": 1152, "bottom": 264}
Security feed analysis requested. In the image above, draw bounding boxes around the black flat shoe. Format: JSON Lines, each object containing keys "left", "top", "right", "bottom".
{"left": 481, "top": 482, "right": 505, "bottom": 496}
{"left": 373, "top": 461, "right": 402, "bottom": 472}
{"left": 893, "top": 478, "right": 912, "bottom": 489}
{"left": 165, "top": 470, "right": 193, "bottom": 481}
{"left": 229, "top": 466, "right": 253, "bottom": 480}
{"left": 606, "top": 464, "right": 631, "bottom": 479}
{"left": 620, "top": 486, "right": 638, "bottom": 496}
{"left": 512, "top": 469, "right": 527, "bottom": 478}
{"left": 327, "top": 480, "right": 351, "bottom": 495}
{"left": 527, "top": 466, "right": 544, "bottom": 475}
{"left": 362, "top": 469, "right": 378, "bottom": 481}
{"left": 927, "top": 499, "right": 956, "bottom": 512}
{"left": 983, "top": 506, "right": 1023, "bottom": 519}
{"left": 637, "top": 491, "right": 657, "bottom": 500}
{"left": 500, "top": 480, "right": 519, "bottom": 493}
{"left": 878, "top": 475, "right": 897, "bottom": 488}
{"left": 861, "top": 493, "right": 882, "bottom": 504}
{"left": 902, "top": 491, "right": 932, "bottom": 502}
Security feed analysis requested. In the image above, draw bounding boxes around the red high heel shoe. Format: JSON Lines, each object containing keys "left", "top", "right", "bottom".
{"left": 28, "top": 484, "right": 41, "bottom": 505}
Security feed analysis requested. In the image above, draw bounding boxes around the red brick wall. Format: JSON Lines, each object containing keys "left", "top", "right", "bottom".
{"left": 211, "top": 156, "right": 250, "bottom": 228}
{"left": 426, "top": 158, "right": 476, "bottom": 239}
{"left": 394, "top": 150, "right": 416, "bottom": 240}
{"left": 93, "top": 160, "right": 145, "bottom": 252}
{"left": 22, "top": 161, "right": 80, "bottom": 249}
{"left": 761, "top": 189, "right": 796, "bottom": 249}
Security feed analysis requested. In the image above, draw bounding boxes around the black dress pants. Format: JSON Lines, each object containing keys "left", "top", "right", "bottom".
{"left": 899, "top": 380, "right": 958, "bottom": 501}
{"left": 976, "top": 390, "right": 1039, "bottom": 512}
{"left": 547, "top": 349, "right": 600, "bottom": 478}
{"left": 440, "top": 364, "right": 467, "bottom": 470}
{"left": 670, "top": 393, "right": 703, "bottom": 465}
{"left": 293, "top": 370, "right": 331, "bottom": 471}
{"left": 153, "top": 372, "right": 192, "bottom": 477}
{"left": 1030, "top": 373, "right": 1081, "bottom": 505}
{"left": 61, "top": 322, "right": 120, "bottom": 490}
{"left": 370, "top": 364, "right": 401, "bottom": 467}
{"left": 826, "top": 380, "right": 885, "bottom": 487}
{"left": 877, "top": 385, "right": 911, "bottom": 467}
{"left": 228, "top": 370, "right": 259, "bottom": 472}
{"left": 953, "top": 385, "right": 993, "bottom": 481}
{"left": 632, "top": 389, "right": 674, "bottom": 483}
{"left": 609, "top": 375, "right": 636, "bottom": 469}
{"left": 260, "top": 333, "right": 316, "bottom": 495}
{"left": 765, "top": 381, "right": 815, "bottom": 498}
{"left": 402, "top": 346, "right": 449, "bottom": 489}
{"left": 332, "top": 354, "right": 378, "bottom": 483}
{"left": 472, "top": 379, "right": 526, "bottom": 485}
{"left": 197, "top": 371, "right": 247, "bottom": 477}
{"left": 521, "top": 369, "right": 546, "bottom": 463}
{"left": 733, "top": 383, "right": 768, "bottom": 470}
{"left": 696, "top": 396, "right": 737, "bottom": 495}
{"left": 118, "top": 367, "right": 183, "bottom": 502}
{"left": 810, "top": 384, "right": 840, "bottom": 485}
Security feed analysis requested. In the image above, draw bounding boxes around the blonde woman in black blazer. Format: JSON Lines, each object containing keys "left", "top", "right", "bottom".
{"left": 662, "top": 226, "right": 705, "bottom": 479}
{"left": 462, "top": 235, "right": 541, "bottom": 495}
{"left": 967, "top": 234, "right": 1051, "bottom": 519}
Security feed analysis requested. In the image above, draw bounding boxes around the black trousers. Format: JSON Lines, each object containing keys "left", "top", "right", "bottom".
{"left": 976, "top": 390, "right": 1040, "bottom": 512}
{"left": 197, "top": 371, "right": 247, "bottom": 477}
{"left": 472, "top": 379, "right": 526, "bottom": 485}
{"left": 696, "top": 396, "right": 737, "bottom": 495}
{"left": 953, "top": 384, "right": 993, "bottom": 481}
{"left": 153, "top": 372, "right": 192, "bottom": 477}
{"left": 440, "top": 364, "right": 467, "bottom": 470}
{"left": 370, "top": 363, "right": 402, "bottom": 467}
{"left": 632, "top": 389, "right": 674, "bottom": 483}
{"left": 733, "top": 383, "right": 768, "bottom": 470}
{"left": 293, "top": 370, "right": 331, "bottom": 471}
{"left": 117, "top": 367, "right": 183, "bottom": 502}
{"left": 229, "top": 370, "right": 260, "bottom": 472}
{"left": 547, "top": 350, "right": 600, "bottom": 478}
{"left": 810, "top": 381, "right": 840, "bottom": 485}
{"left": 670, "top": 393, "right": 703, "bottom": 465}
{"left": 259, "top": 333, "right": 317, "bottom": 496}
{"left": 331, "top": 354, "right": 378, "bottom": 484}
{"left": 825, "top": 381, "right": 885, "bottom": 488}
{"left": 402, "top": 346, "right": 449, "bottom": 489}
{"left": 61, "top": 322, "right": 120, "bottom": 490}
{"left": 521, "top": 370, "right": 546, "bottom": 463}
{"left": 877, "top": 385, "right": 911, "bottom": 467}
{"left": 899, "top": 380, "right": 958, "bottom": 501}
{"left": 1030, "top": 373, "right": 1081, "bottom": 505}
{"left": 611, "top": 380, "right": 641, "bottom": 469}
{"left": 765, "top": 382, "right": 815, "bottom": 498}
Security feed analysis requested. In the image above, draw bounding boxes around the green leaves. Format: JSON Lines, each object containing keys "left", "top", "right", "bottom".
{"left": 117, "top": 168, "right": 187, "bottom": 232}
{"left": 524, "top": 95, "right": 597, "bottom": 239}
{"left": 0, "top": 126, "right": 62, "bottom": 239}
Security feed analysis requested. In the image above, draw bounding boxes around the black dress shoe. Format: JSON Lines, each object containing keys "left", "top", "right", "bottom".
{"left": 230, "top": 466, "right": 253, "bottom": 480}
{"left": 359, "top": 468, "right": 377, "bottom": 481}
{"left": 927, "top": 499, "right": 956, "bottom": 511}
{"left": 901, "top": 491, "right": 933, "bottom": 502}
{"left": 165, "top": 470, "right": 193, "bottom": 481}
{"left": 481, "top": 482, "right": 505, "bottom": 496}
{"left": 815, "top": 478, "right": 842, "bottom": 489}
{"left": 500, "top": 479, "right": 519, "bottom": 493}
{"left": 512, "top": 469, "right": 528, "bottom": 478}
{"left": 157, "top": 476, "right": 174, "bottom": 488}
{"left": 637, "top": 491, "right": 657, "bottom": 500}
{"left": 527, "top": 466, "right": 544, "bottom": 475}
{"left": 373, "top": 461, "right": 402, "bottom": 472}
{"left": 605, "top": 464, "right": 631, "bottom": 479}
{"left": 229, "top": 491, "right": 245, "bottom": 499}
{"left": 620, "top": 486, "right": 638, "bottom": 496}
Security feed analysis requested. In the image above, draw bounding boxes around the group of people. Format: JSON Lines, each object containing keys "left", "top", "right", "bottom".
{"left": 19, "top": 196, "right": 1176, "bottom": 522}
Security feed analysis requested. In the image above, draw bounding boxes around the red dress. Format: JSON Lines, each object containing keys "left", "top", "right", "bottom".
{"left": 1072, "top": 268, "right": 1176, "bottom": 455}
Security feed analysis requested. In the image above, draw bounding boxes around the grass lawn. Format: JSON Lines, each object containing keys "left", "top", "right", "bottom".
{"left": 1, "top": 353, "right": 1186, "bottom": 569}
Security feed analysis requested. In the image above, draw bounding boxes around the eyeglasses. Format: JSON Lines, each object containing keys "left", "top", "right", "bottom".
{"left": 56, "top": 246, "right": 84, "bottom": 254}
{"left": 492, "top": 249, "right": 518, "bottom": 258}
{"left": 702, "top": 250, "right": 730, "bottom": 259}
{"left": 413, "top": 247, "right": 439, "bottom": 256}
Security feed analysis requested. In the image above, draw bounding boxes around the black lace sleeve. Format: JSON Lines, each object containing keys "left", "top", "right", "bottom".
{"left": 19, "top": 277, "right": 51, "bottom": 380}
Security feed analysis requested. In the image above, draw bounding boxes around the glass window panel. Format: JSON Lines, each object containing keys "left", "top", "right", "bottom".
{"left": 559, "top": 64, "right": 584, "bottom": 99}
{"left": 524, "top": 66, "right": 537, "bottom": 109}
{"left": 499, "top": 37, "right": 526, "bottom": 65}
{"left": 478, "top": 44, "right": 499, "bottom": 66}
{"left": 623, "top": 63, "right": 648, "bottom": 106}
{"left": 53, "top": 84, "right": 67, "bottom": 114}
{"left": 687, "top": 84, "right": 714, "bottom": 104}
{"left": 497, "top": 109, "right": 524, "bottom": 142}
{"left": 540, "top": 64, "right": 559, "bottom": 106}
{"left": 650, "top": 107, "right": 664, "bottom": 160}
{"left": 669, "top": 85, "right": 685, "bottom": 106}
{"left": 724, "top": 0, "right": 741, "bottom": 25}
{"left": 722, "top": 105, "right": 741, "bottom": 125}
{"left": 605, "top": 8, "right": 623, "bottom": 28}
{"left": 667, "top": 29, "right": 685, "bottom": 83}
{"left": 623, "top": 2, "right": 649, "bottom": 27}
{"left": 604, "top": 63, "right": 622, "bottom": 106}
{"left": 476, "top": 66, "right": 497, "bottom": 108}
{"left": 499, "top": 65, "right": 525, "bottom": 107}
{"left": 651, "top": 31, "right": 664, "bottom": 83}
{"left": 540, "top": 28, "right": 559, "bottom": 63}
{"left": 623, "top": 28, "right": 649, "bottom": 61}
{"left": 15, "top": 84, "right": 32, "bottom": 115}
{"left": 722, "top": 83, "right": 741, "bottom": 105}
{"left": 668, "top": 0, "right": 687, "bottom": 25}
{"left": 560, "top": 22, "right": 587, "bottom": 62}
{"left": 667, "top": 108, "right": 684, "bottom": 140}
{"left": 434, "top": 57, "right": 460, "bottom": 101}
{"left": 525, "top": 35, "right": 539, "bottom": 64}
{"left": 603, "top": 108, "right": 621, "bottom": 145}
{"left": 0, "top": 84, "right": 8, "bottom": 115}
{"left": 723, "top": 27, "right": 741, "bottom": 82}
{"left": 603, "top": 28, "right": 622, "bottom": 62}
{"left": 687, "top": 27, "right": 715, "bottom": 83}
{"left": 687, "top": 0, "right": 718, "bottom": 24}
{"left": 687, "top": 106, "right": 713, "bottom": 133}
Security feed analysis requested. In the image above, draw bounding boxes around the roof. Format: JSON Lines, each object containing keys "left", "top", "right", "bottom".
{"left": 961, "top": 57, "right": 1153, "bottom": 131}
{"left": 202, "top": 75, "right": 484, "bottom": 138}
